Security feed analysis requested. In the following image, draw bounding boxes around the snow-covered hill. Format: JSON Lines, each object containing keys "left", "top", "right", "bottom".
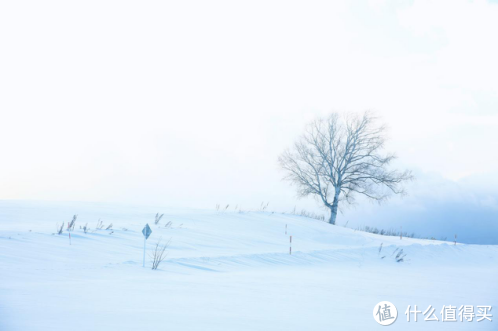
{"left": 0, "top": 201, "right": 496, "bottom": 330}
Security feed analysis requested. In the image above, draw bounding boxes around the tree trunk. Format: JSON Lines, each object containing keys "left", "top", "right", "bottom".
{"left": 329, "top": 194, "right": 339, "bottom": 225}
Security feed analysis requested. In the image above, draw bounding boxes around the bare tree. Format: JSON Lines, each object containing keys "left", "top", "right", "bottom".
{"left": 279, "top": 111, "right": 412, "bottom": 225}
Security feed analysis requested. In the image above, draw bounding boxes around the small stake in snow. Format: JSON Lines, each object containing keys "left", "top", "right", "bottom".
{"left": 454, "top": 234, "right": 457, "bottom": 246}
{"left": 289, "top": 235, "right": 292, "bottom": 255}
{"left": 69, "top": 232, "right": 71, "bottom": 245}
{"left": 142, "top": 223, "right": 152, "bottom": 267}
{"left": 285, "top": 224, "right": 287, "bottom": 235}
{"left": 400, "top": 226, "right": 402, "bottom": 240}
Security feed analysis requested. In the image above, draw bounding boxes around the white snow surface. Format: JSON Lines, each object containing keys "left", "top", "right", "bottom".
{"left": 0, "top": 201, "right": 496, "bottom": 330}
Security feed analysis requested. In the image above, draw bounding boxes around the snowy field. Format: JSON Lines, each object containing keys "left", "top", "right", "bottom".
{"left": 0, "top": 201, "right": 496, "bottom": 330}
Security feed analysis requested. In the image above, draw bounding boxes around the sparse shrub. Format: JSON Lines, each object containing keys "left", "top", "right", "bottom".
{"left": 395, "top": 248, "right": 407, "bottom": 263}
{"left": 150, "top": 238, "right": 171, "bottom": 270}
{"left": 164, "top": 221, "right": 172, "bottom": 229}
{"left": 154, "top": 213, "right": 164, "bottom": 225}
{"left": 96, "top": 219, "right": 104, "bottom": 230}
{"left": 83, "top": 223, "right": 89, "bottom": 234}
{"left": 388, "top": 247, "right": 407, "bottom": 262}
{"left": 356, "top": 225, "right": 417, "bottom": 239}
{"left": 56, "top": 223, "right": 64, "bottom": 235}
{"left": 105, "top": 223, "right": 113, "bottom": 230}
{"left": 353, "top": 225, "right": 452, "bottom": 243}
{"left": 378, "top": 243, "right": 386, "bottom": 259}
{"left": 291, "top": 208, "right": 325, "bottom": 221}
{"left": 67, "top": 215, "right": 77, "bottom": 231}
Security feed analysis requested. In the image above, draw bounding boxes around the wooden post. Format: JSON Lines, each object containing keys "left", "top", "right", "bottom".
{"left": 289, "top": 235, "right": 292, "bottom": 255}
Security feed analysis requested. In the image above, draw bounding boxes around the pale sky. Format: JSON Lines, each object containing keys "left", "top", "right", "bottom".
{"left": 1, "top": 0, "right": 497, "bottom": 240}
